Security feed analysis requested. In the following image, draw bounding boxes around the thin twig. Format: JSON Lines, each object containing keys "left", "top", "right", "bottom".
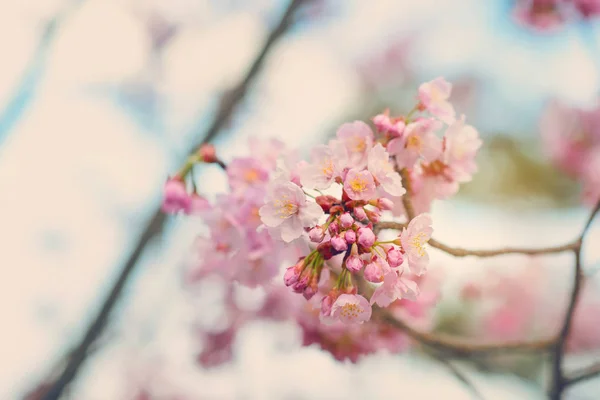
{"left": 399, "top": 169, "right": 416, "bottom": 220}
{"left": 565, "top": 362, "right": 600, "bottom": 386}
{"left": 379, "top": 312, "right": 554, "bottom": 356}
{"left": 549, "top": 199, "right": 600, "bottom": 399}
{"left": 39, "top": 2, "right": 307, "bottom": 399}
{"left": 376, "top": 221, "right": 578, "bottom": 257}
{"left": 429, "top": 353, "right": 484, "bottom": 400}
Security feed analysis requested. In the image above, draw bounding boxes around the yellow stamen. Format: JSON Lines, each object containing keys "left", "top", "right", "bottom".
{"left": 340, "top": 303, "right": 362, "bottom": 319}
{"left": 410, "top": 232, "right": 427, "bottom": 257}
{"left": 349, "top": 177, "right": 368, "bottom": 193}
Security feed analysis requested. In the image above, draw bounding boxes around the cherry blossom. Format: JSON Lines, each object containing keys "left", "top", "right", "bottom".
{"left": 418, "top": 77, "right": 456, "bottom": 124}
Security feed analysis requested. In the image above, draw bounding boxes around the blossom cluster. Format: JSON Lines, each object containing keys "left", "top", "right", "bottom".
{"left": 160, "top": 77, "right": 479, "bottom": 363}
{"left": 260, "top": 77, "right": 481, "bottom": 325}
{"left": 540, "top": 99, "right": 600, "bottom": 205}
{"left": 513, "top": 0, "right": 600, "bottom": 32}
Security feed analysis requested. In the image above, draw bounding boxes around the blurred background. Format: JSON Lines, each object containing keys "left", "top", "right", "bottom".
{"left": 2, "top": 0, "right": 600, "bottom": 398}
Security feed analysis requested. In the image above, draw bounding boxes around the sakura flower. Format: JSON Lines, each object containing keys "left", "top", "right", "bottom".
{"left": 298, "top": 144, "right": 338, "bottom": 190}
{"left": 259, "top": 181, "right": 324, "bottom": 242}
{"left": 444, "top": 115, "right": 482, "bottom": 182}
{"left": 418, "top": 77, "right": 455, "bottom": 124}
{"left": 336, "top": 121, "right": 374, "bottom": 168}
{"left": 399, "top": 213, "right": 433, "bottom": 275}
{"left": 343, "top": 168, "right": 376, "bottom": 200}
{"left": 370, "top": 271, "right": 419, "bottom": 307}
{"left": 227, "top": 157, "right": 269, "bottom": 192}
{"left": 331, "top": 294, "right": 372, "bottom": 324}
{"left": 372, "top": 110, "right": 405, "bottom": 136}
{"left": 185, "top": 193, "right": 211, "bottom": 215}
{"left": 364, "top": 256, "right": 391, "bottom": 283}
{"left": 388, "top": 118, "right": 443, "bottom": 169}
{"left": 162, "top": 178, "right": 190, "bottom": 214}
{"left": 367, "top": 143, "right": 406, "bottom": 196}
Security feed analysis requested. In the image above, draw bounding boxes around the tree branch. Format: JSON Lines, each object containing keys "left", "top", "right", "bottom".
{"left": 378, "top": 312, "right": 555, "bottom": 357}
{"left": 38, "top": 2, "right": 307, "bottom": 399}
{"left": 549, "top": 199, "right": 600, "bottom": 399}
{"left": 565, "top": 362, "right": 600, "bottom": 386}
{"left": 376, "top": 221, "right": 578, "bottom": 257}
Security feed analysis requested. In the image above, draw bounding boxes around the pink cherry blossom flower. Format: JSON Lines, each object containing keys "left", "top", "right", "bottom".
{"left": 367, "top": 143, "right": 406, "bottom": 197}
{"left": 227, "top": 157, "right": 269, "bottom": 193}
{"left": 336, "top": 121, "right": 374, "bottom": 168}
{"left": 343, "top": 168, "right": 376, "bottom": 200}
{"left": 370, "top": 271, "right": 419, "bottom": 307}
{"left": 388, "top": 118, "right": 443, "bottom": 169}
{"left": 399, "top": 213, "right": 433, "bottom": 275}
{"left": 443, "top": 115, "right": 482, "bottom": 182}
{"left": 418, "top": 77, "right": 456, "bottom": 124}
{"left": 162, "top": 178, "right": 190, "bottom": 214}
{"left": 298, "top": 144, "right": 338, "bottom": 190}
{"left": 259, "top": 181, "right": 324, "bottom": 242}
{"left": 386, "top": 247, "right": 404, "bottom": 268}
{"left": 331, "top": 294, "right": 372, "bottom": 324}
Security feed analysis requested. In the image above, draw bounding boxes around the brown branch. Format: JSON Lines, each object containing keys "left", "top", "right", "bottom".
{"left": 376, "top": 221, "right": 578, "bottom": 257}
{"left": 38, "top": 2, "right": 307, "bottom": 399}
{"left": 565, "top": 362, "right": 600, "bottom": 386}
{"left": 549, "top": 199, "right": 600, "bottom": 399}
{"left": 379, "top": 312, "right": 555, "bottom": 357}
{"left": 399, "top": 169, "right": 416, "bottom": 220}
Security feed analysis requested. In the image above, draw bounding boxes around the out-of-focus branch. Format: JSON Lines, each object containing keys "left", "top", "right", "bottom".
{"left": 378, "top": 311, "right": 554, "bottom": 356}
{"left": 565, "top": 361, "right": 600, "bottom": 386}
{"left": 37, "top": 2, "right": 307, "bottom": 399}
{"left": 428, "top": 353, "right": 484, "bottom": 400}
{"left": 549, "top": 199, "right": 600, "bottom": 400}
{"left": 376, "top": 221, "right": 578, "bottom": 257}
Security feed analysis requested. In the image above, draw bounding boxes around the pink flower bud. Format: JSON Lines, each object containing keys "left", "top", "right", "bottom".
{"left": 365, "top": 208, "right": 381, "bottom": 223}
{"left": 357, "top": 227, "right": 376, "bottom": 249}
{"left": 162, "top": 178, "right": 190, "bottom": 214}
{"left": 320, "top": 293, "right": 336, "bottom": 317}
{"left": 344, "top": 230, "right": 356, "bottom": 244}
{"left": 377, "top": 198, "right": 394, "bottom": 211}
{"left": 387, "top": 247, "right": 404, "bottom": 268}
{"left": 346, "top": 255, "right": 364, "bottom": 272}
{"left": 354, "top": 207, "right": 367, "bottom": 221}
{"left": 309, "top": 227, "right": 325, "bottom": 243}
{"left": 331, "top": 236, "right": 348, "bottom": 252}
{"left": 364, "top": 260, "right": 384, "bottom": 283}
{"left": 316, "top": 195, "right": 338, "bottom": 213}
{"left": 328, "top": 222, "right": 340, "bottom": 235}
{"left": 198, "top": 144, "right": 217, "bottom": 163}
{"left": 284, "top": 266, "right": 300, "bottom": 287}
{"left": 292, "top": 273, "right": 310, "bottom": 292}
{"left": 303, "top": 276, "right": 319, "bottom": 300}
{"left": 340, "top": 213, "right": 354, "bottom": 229}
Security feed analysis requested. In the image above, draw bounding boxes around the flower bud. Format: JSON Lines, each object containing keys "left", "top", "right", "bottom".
{"left": 346, "top": 255, "right": 364, "bottom": 272}
{"left": 198, "top": 144, "right": 217, "bottom": 163}
{"left": 162, "top": 178, "right": 190, "bottom": 214}
{"left": 387, "top": 247, "right": 404, "bottom": 268}
{"left": 357, "top": 227, "right": 376, "bottom": 249}
{"left": 309, "top": 227, "right": 325, "bottom": 243}
{"left": 354, "top": 207, "right": 367, "bottom": 221}
{"left": 185, "top": 193, "right": 210, "bottom": 215}
{"left": 331, "top": 236, "right": 348, "bottom": 252}
{"left": 316, "top": 195, "right": 338, "bottom": 213}
{"left": 328, "top": 222, "right": 339, "bottom": 235}
{"left": 340, "top": 213, "right": 354, "bottom": 229}
{"left": 344, "top": 230, "right": 356, "bottom": 244}
{"left": 377, "top": 198, "right": 394, "bottom": 211}
{"left": 364, "top": 260, "right": 384, "bottom": 283}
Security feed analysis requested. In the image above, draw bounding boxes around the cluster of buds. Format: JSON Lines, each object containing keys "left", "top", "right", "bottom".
{"left": 260, "top": 77, "right": 479, "bottom": 325}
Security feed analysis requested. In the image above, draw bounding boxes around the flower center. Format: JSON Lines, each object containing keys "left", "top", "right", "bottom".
{"left": 321, "top": 159, "right": 334, "bottom": 176}
{"left": 407, "top": 135, "right": 422, "bottom": 151}
{"left": 422, "top": 160, "right": 451, "bottom": 180}
{"left": 410, "top": 232, "right": 427, "bottom": 257}
{"left": 340, "top": 303, "right": 362, "bottom": 319}
{"left": 274, "top": 197, "right": 298, "bottom": 219}
{"left": 244, "top": 169, "right": 260, "bottom": 183}
{"left": 351, "top": 137, "right": 366, "bottom": 153}
{"left": 349, "top": 176, "right": 368, "bottom": 193}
